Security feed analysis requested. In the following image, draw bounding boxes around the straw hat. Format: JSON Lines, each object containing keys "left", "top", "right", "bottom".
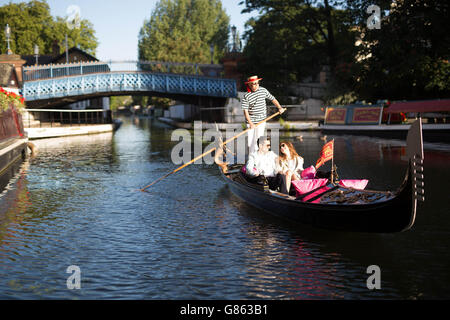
{"left": 245, "top": 75, "right": 262, "bottom": 84}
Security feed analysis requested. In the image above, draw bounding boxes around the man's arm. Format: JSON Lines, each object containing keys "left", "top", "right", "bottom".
{"left": 246, "top": 153, "right": 259, "bottom": 176}
{"left": 243, "top": 109, "right": 255, "bottom": 129}
{"left": 241, "top": 94, "right": 255, "bottom": 128}
{"left": 272, "top": 98, "right": 286, "bottom": 114}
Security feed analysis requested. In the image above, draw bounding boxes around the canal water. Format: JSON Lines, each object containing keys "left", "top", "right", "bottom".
{"left": 0, "top": 116, "right": 449, "bottom": 299}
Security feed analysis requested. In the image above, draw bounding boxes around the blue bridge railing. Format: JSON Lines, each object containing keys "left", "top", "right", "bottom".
{"left": 23, "top": 62, "right": 110, "bottom": 80}
{"left": 22, "top": 60, "right": 235, "bottom": 101}
{"left": 23, "top": 60, "right": 224, "bottom": 81}
{"left": 22, "top": 72, "right": 237, "bottom": 101}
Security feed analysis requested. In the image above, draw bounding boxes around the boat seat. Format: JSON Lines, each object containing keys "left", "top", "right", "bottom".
{"left": 234, "top": 171, "right": 268, "bottom": 192}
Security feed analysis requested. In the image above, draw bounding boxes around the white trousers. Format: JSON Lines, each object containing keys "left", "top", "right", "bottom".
{"left": 247, "top": 122, "right": 266, "bottom": 154}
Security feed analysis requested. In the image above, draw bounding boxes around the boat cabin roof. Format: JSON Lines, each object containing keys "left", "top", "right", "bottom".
{"left": 385, "top": 99, "right": 450, "bottom": 114}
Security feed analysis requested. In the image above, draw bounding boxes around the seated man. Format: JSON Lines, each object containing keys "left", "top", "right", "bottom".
{"left": 245, "top": 137, "right": 281, "bottom": 190}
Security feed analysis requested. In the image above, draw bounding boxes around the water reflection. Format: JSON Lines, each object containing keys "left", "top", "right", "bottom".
{"left": 0, "top": 162, "right": 32, "bottom": 262}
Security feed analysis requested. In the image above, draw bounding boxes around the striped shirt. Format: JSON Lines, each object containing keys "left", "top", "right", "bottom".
{"left": 241, "top": 87, "right": 275, "bottom": 123}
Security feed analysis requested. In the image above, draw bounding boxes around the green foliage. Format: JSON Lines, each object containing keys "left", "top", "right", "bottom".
{"left": 241, "top": 0, "right": 449, "bottom": 102}
{"left": 278, "top": 117, "right": 291, "bottom": 130}
{"left": 240, "top": 0, "right": 357, "bottom": 97}
{"left": 110, "top": 96, "right": 133, "bottom": 111}
{"left": 0, "top": 0, "right": 98, "bottom": 56}
{"left": 148, "top": 97, "right": 172, "bottom": 109}
{"left": 52, "top": 17, "right": 98, "bottom": 56}
{"left": 350, "top": 0, "right": 450, "bottom": 101}
{"left": 138, "top": 0, "right": 229, "bottom": 64}
{"left": 323, "top": 88, "right": 358, "bottom": 105}
{"left": 131, "top": 96, "right": 149, "bottom": 108}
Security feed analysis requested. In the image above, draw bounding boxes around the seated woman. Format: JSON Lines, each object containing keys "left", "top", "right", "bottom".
{"left": 276, "top": 141, "right": 304, "bottom": 194}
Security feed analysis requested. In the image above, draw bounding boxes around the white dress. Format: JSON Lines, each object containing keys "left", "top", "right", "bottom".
{"left": 277, "top": 156, "right": 304, "bottom": 176}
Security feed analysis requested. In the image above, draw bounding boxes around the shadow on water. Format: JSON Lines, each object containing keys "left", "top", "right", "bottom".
{"left": 217, "top": 184, "right": 435, "bottom": 299}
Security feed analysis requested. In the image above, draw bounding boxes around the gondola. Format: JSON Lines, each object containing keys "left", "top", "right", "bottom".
{"left": 216, "top": 119, "right": 425, "bottom": 233}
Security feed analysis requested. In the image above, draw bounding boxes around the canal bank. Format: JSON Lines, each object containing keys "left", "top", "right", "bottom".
{"left": 0, "top": 53, "right": 29, "bottom": 180}
{"left": 157, "top": 116, "right": 319, "bottom": 132}
{"left": 23, "top": 108, "right": 121, "bottom": 139}
{"left": 0, "top": 105, "right": 28, "bottom": 181}
{"left": 25, "top": 123, "right": 117, "bottom": 139}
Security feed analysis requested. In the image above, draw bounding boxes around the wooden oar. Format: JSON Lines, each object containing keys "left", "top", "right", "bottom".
{"left": 140, "top": 111, "right": 282, "bottom": 191}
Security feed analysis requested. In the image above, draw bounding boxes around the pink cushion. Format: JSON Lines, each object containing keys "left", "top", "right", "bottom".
{"left": 301, "top": 166, "right": 316, "bottom": 179}
{"left": 302, "top": 186, "right": 330, "bottom": 203}
{"left": 291, "top": 178, "right": 328, "bottom": 197}
{"left": 241, "top": 166, "right": 258, "bottom": 175}
{"left": 338, "top": 179, "right": 368, "bottom": 190}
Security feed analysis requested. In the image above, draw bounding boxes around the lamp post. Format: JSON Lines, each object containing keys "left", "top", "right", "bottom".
{"left": 231, "top": 25, "right": 236, "bottom": 52}
{"left": 65, "top": 33, "right": 69, "bottom": 76}
{"left": 65, "top": 33, "right": 69, "bottom": 64}
{"left": 34, "top": 44, "right": 39, "bottom": 65}
{"left": 4, "top": 24, "right": 12, "bottom": 54}
{"left": 210, "top": 43, "right": 214, "bottom": 64}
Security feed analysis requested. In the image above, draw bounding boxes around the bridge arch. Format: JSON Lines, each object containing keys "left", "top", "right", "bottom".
{"left": 23, "top": 71, "right": 236, "bottom": 103}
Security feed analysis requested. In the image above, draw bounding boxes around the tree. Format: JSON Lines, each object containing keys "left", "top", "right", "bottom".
{"left": 0, "top": 0, "right": 98, "bottom": 56}
{"left": 241, "top": 0, "right": 449, "bottom": 102}
{"left": 52, "top": 17, "right": 98, "bottom": 56}
{"left": 241, "top": 7, "right": 323, "bottom": 91}
{"left": 138, "top": 0, "right": 229, "bottom": 64}
{"left": 240, "top": 0, "right": 356, "bottom": 98}
{"left": 349, "top": 0, "right": 450, "bottom": 101}
{"left": 241, "top": 0, "right": 348, "bottom": 72}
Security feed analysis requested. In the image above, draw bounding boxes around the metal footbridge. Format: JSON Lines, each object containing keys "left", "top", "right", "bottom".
{"left": 21, "top": 61, "right": 237, "bottom": 103}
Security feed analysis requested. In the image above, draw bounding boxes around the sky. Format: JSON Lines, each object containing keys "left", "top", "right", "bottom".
{"left": 1, "top": 0, "right": 258, "bottom": 60}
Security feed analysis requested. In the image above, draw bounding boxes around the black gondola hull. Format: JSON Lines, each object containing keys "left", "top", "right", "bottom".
{"left": 222, "top": 164, "right": 416, "bottom": 233}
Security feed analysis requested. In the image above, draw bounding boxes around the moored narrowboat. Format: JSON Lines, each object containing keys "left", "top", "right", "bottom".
{"left": 319, "top": 99, "right": 450, "bottom": 143}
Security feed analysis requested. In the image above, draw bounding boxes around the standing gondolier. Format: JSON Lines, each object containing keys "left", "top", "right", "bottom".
{"left": 241, "top": 75, "right": 285, "bottom": 154}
